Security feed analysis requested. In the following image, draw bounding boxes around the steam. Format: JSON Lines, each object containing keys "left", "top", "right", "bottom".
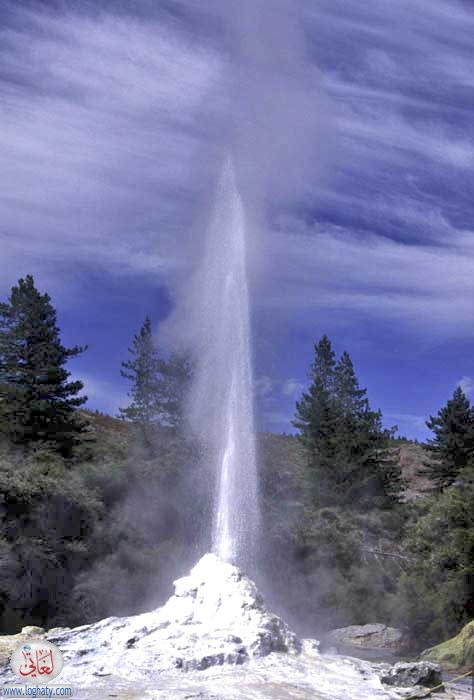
{"left": 223, "top": 0, "right": 329, "bottom": 209}
{"left": 161, "top": 0, "right": 331, "bottom": 563}
{"left": 189, "top": 155, "right": 259, "bottom": 567}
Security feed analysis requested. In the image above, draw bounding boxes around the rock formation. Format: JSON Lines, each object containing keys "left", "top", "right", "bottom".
{"left": 327, "top": 623, "right": 405, "bottom": 654}
{"left": 381, "top": 661, "right": 442, "bottom": 688}
{"left": 0, "top": 555, "right": 454, "bottom": 699}
{"left": 39, "top": 554, "right": 300, "bottom": 681}
{"left": 422, "top": 620, "right": 474, "bottom": 673}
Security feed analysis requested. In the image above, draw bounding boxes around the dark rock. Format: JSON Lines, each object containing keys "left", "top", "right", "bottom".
{"left": 327, "top": 623, "right": 405, "bottom": 651}
{"left": 381, "top": 661, "right": 442, "bottom": 688}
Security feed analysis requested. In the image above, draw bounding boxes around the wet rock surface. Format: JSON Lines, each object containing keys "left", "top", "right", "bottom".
{"left": 0, "top": 555, "right": 466, "bottom": 699}
{"left": 327, "top": 624, "right": 405, "bottom": 652}
{"left": 40, "top": 553, "right": 300, "bottom": 682}
{"left": 381, "top": 661, "right": 442, "bottom": 688}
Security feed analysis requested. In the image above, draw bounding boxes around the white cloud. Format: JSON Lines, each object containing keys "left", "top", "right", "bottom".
{"left": 339, "top": 112, "right": 474, "bottom": 169}
{"left": 0, "top": 6, "right": 221, "bottom": 297}
{"left": 79, "top": 373, "right": 128, "bottom": 416}
{"left": 255, "top": 375, "right": 275, "bottom": 397}
{"left": 385, "top": 413, "right": 426, "bottom": 430}
{"left": 262, "top": 220, "right": 474, "bottom": 337}
{"left": 281, "top": 378, "right": 304, "bottom": 397}
{"left": 255, "top": 376, "right": 305, "bottom": 399}
{"left": 2, "top": 0, "right": 474, "bottom": 350}
{"left": 457, "top": 376, "right": 474, "bottom": 398}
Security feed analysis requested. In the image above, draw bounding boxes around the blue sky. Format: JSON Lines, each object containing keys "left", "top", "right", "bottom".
{"left": 1, "top": 0, "right": 473, "bottom": 441}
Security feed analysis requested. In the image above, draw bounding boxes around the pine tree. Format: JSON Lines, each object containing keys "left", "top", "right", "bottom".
{"left": 0, "top": 275, "right": 87, "bottom": 454}
{"left": 294, "top": 336, "right": 403, "bottom": 508}
{"left": 334, "top": 351, "right": 368, "bottom": 418}
{"left": 424, "top": 387, "right": 474, "bottom": 489}
{"left": 353, "top": 409, "right": 403, "bottom": 507}
{"left": 293, "top": 336, "right": 337, "bottom": 448}
{"left": 333, "top": 351, "right": 402, "bottom": 507}
{"left": 293, "top": 336, "right": 340, "bottom": 504}
{"left": 119, "top": 318, "right": 192, "bottom": 446}
{"left": 119, "top": 318, "right": 160, "bottom": 442}
{"left": 156, "top": 352, "right": 192, "bottom": 430}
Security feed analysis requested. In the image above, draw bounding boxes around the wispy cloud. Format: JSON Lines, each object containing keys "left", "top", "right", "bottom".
{"left": 281, "top": 378, "right": 304, "bottom": 397}
{"left": 457, "top": 376, "right": 474, "bottom": 399}
{"left": 1, "top": 0, "right": 473, "bottom": 355}
{"left": 385, "top": 413, "right": 427, "bottom": 430}
{"left": 255, "top": 376, "right": 304, "bottom": 400}
{"left": 255, "top": 376, "right": 305, "bottom": 432}
{"left": 255, "top": 375, "right": 276, "bottom": 398}
{"left": 80, "top": 372, "right": 128, "bottom": 416}
{"left": 262, "top": 220, "right": 474, "bottom": 337}
{"left": 0, "top": 5, "right": 220, "bottom": 296}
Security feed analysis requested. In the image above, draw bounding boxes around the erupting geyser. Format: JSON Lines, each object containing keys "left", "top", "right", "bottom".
{"left": 211, "top": 158, "right": 259, "bottom": 565}
{"left": 190, "top": 155, "right": 259, "bottom": 568}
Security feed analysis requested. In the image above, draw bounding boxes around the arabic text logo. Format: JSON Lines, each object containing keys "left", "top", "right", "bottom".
{"left": 10, "top": 639, "right": 64, "bottom": 682}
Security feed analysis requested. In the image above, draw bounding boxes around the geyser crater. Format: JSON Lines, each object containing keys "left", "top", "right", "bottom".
{"left": 3, "top": 555, "right": 403, "bottom": 699}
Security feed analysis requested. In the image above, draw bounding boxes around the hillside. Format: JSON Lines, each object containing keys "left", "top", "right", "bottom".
{"left": 397, "top": 440, "right": 434, "bottom": 500}
{"left": 258, "top": 431, "right": 433, "bottom": 503}
{"left": 2, "top": 410, "right": 471, "bottom": 652}
{"left": 83, "top": 412, "right": 433, "bottom": 493}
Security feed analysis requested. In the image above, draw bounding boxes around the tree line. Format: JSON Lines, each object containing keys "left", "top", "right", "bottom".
{"left": 0, "top": 275, "right": 191, "bottom": 456}
{"left": 275, "top": 335, "right": 474, "bottom": 645}
{"left": 0, "top": 276, "right": 194, "bottom": 632}
{"left": 292, "top": 334, "right": 474, "bottom": 504}
{"left": 2, "top": 274, "right": 470, "bottom": 490}
{"left": 0, "top": 275, "right": 472, "bottom": 647}
{"left": 293, "top": 335, "right": 403, "bottom": 510}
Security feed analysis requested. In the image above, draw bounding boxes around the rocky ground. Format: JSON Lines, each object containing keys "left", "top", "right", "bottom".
{"left": 0, "top": 555, "right": 470, "bottom": 700}
{"left": 326, "top": 623, "right": 406, "bottom": 655}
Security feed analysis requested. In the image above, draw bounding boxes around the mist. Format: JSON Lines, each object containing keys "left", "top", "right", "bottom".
{"left": 161, "top": 0, "right": 332, "bottom": 335}
{"left": 1, "top": 3, "right": 473, "bottom": 689}
{"left": 156, "top": 0, "right": 332, "bottom": 584}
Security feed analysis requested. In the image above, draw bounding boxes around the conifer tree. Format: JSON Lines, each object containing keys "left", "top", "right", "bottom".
{"left": 333, "top": 349, "right": 402, "bottom": 507}
{"left": 293, "top": 336, "right": 337, "bottom": 448}
{"left": 119, "top": 318, "right": 160, "bottom": 441}
{"left": 0, "top": 275, "right": 87, "bottom": 454}
{"left": 119, "top": 318, "right": 191, "bottom": 445}
{"left": 424, "top": 387, "right": 474, "bottom": 489}
{"left": 334, "top": 351, "right": 368, "bottom": 418}
{"left": 293, "top": 336, "right": 340, "bottom": 503}
{"left": 332, "top": 351, "right": 369, "bottom": 491}
{"left": 156, "top": 352, "right": 192, "bottom": 430}
{"left": 294, "top": 336, "right": 402, "bottom": 508}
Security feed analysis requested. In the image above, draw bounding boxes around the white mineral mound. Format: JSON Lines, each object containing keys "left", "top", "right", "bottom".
{"left": 48, "top": 554, "right": 298, "bottom": 679}
{"left": 9, "top": 554, "right": 396, "bottom": 699}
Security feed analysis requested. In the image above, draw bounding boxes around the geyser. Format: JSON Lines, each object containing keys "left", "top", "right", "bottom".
{"left": 11, "top": 555, "right": 396, "bottom": 699}
{"left": 190, "top": 155, "right": 259, "bottom": 568}
{"left": 211, "top": 158, "right": 259, "bottom": 565}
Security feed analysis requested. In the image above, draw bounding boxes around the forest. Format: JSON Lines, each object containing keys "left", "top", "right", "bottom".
{"left": 0, "top": 275, "right": 473, "bottom": 653}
